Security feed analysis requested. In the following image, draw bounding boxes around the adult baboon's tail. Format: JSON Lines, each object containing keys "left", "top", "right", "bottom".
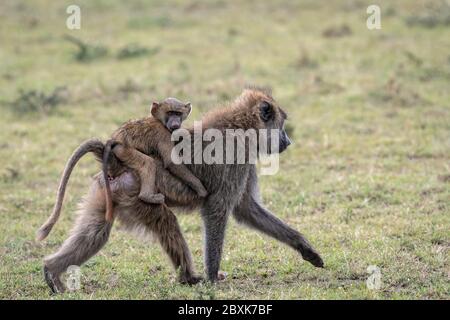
{"left": 36, "top": 139, "right": 105, "bottom": 241}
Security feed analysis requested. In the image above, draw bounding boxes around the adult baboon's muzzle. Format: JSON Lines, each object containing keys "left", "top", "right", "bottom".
{"left": 279, "top": 131, "right": 291, "bottom": 153}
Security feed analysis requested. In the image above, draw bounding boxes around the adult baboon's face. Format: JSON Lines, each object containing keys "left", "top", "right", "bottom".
{"left": 256, "top": 95, "right": 291, "bottom": 154}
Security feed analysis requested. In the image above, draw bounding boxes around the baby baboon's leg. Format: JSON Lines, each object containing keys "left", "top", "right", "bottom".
{"left": 43, "top": 186, "right": 113, "bottom": 293}
{"left": 140, "top": 204, "right": 202, "bottom": 285}
{"left": 113, "top": 144, "right": 164, "bottom": 204}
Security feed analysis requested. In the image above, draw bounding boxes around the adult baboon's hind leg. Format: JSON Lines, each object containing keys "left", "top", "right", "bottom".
{"left": 43, "top": 191, "right": 113, "bottom": 293}
{"left": 139, "top": 204, "right": 202, "bottom": 285}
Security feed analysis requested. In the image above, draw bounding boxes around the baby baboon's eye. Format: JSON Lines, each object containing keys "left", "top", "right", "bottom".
{"left": 259, "top": 101, "right": 274, "bottom": 122}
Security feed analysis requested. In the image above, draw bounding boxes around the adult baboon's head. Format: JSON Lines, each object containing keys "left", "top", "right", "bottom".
{"left": 234, "top": 87, "right": 291, "bottom": 154}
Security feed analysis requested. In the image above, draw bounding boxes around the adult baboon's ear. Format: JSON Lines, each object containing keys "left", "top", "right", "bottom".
{"left": 259, "top": 101, "right": 274, "bottom": 122}
{"left": 151, "top": 102, "right": 160, "bottom": 117}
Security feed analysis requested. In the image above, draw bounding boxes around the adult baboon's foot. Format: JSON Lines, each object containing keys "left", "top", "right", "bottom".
{"left": 43, "top": 265, "right": 66, "bottom": 294}
{"left": 217, "top": 271, "right": 227, "bottom": 281}
{"left": 179, "top": 273, "right": 203, "bottom": 285}
{"left": 200, "top": 271, "right": 227, "bottom": 283}
{"left": 300, "top": 247, "right": 324, "bottom": 268}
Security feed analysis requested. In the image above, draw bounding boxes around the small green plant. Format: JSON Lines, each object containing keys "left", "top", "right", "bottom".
{"left": 128, "top": 16, "right": 173, "bottom": 29}
{"left": 117, "top": 44, "right": 160, "bottom": 60}
{"left": 369, "top": 78, "right": 427, "bottom": 107}
{"left": 294, "top": 49, "right": 318, "bottom": 69}
{"left": 0, "top": 168, "right": 20, "bottom": 183}
{"left": 64, "top": 35, "right": 108, "bottom": 62}
{"left": 405, "top": 1, "right": 450, "bottom": 28}
{"left": 11, "top": 87, "right": 69, "bottom": 115}
{"left": 322, "top": 24, "right": 352, "bottom": 38}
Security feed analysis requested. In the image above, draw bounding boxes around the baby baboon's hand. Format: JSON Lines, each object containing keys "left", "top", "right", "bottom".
{"left": 196, "top": 184, "right": 208, "bottom": 197}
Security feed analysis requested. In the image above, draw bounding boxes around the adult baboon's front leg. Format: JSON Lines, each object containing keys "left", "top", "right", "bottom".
{"left": 233, "top": 198, "right": 323, "bottom": 267}
{"left": 201, "top": 202, "right": 229, "bottom": 282}
{"left": 232, "top": 170, "right": 324, "bottom": 268}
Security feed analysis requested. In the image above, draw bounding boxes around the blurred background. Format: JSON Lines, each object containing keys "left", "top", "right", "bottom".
{"left": 0, "top": 0, "right": 448, "bottom": 299}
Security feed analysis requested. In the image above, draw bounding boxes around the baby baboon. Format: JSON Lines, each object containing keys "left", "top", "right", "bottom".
{"left": 38, "top": 88, "right": 323, "bottom": 293}
{"left": 103, "top": 98, "right": 208, "bottom": 221}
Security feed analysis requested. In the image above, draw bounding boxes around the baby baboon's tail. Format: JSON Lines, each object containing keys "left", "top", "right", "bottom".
{"left": 36, "top": 139, "right": 104, "bottom": 241}
{"left": 102, "top": 139, "right": 116, "bottom": 223}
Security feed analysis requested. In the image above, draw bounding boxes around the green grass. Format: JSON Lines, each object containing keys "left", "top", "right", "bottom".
{"left": 0, "top": 0, "right": 449, "bottom": 299}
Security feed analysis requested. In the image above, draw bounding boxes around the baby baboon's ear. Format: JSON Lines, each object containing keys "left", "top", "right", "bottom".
{"left": 185, "top": 102, "right": 192, "bottom": 118}
{"left": 151, "top": 102, "right": 160, "bottom": 117}
{"left": 259, "top": 101, "right": 274, "bottom": 122}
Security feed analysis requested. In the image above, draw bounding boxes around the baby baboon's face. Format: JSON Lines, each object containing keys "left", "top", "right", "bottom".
{"left": 151, "top": 98, "right": 192, "bottom": 132}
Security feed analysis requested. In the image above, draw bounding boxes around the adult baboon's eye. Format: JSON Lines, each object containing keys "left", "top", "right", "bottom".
{"left": 260, "top": 101, "right": 274, "bottom": 122}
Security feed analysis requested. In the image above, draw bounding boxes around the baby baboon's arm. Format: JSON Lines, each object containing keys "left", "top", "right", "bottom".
{"left": 156, "top": 139, "right": 208, "bottom": 198}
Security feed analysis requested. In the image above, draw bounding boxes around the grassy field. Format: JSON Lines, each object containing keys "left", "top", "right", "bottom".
{"left": 0, "top": 0, "right": 449, "bottom": 299}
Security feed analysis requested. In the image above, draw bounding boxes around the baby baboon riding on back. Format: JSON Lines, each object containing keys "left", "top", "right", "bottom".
{"left": 103, "top": 98, "right": 207, "bottom": 221}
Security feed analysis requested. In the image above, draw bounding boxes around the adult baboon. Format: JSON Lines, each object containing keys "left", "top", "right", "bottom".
{"left": 38, "top": 88, "right": 323, "bottom": 292}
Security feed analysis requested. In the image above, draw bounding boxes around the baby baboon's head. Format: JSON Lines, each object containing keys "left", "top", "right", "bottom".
{"left": 151, "top": 97, "right": 192, "bottom": 132}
